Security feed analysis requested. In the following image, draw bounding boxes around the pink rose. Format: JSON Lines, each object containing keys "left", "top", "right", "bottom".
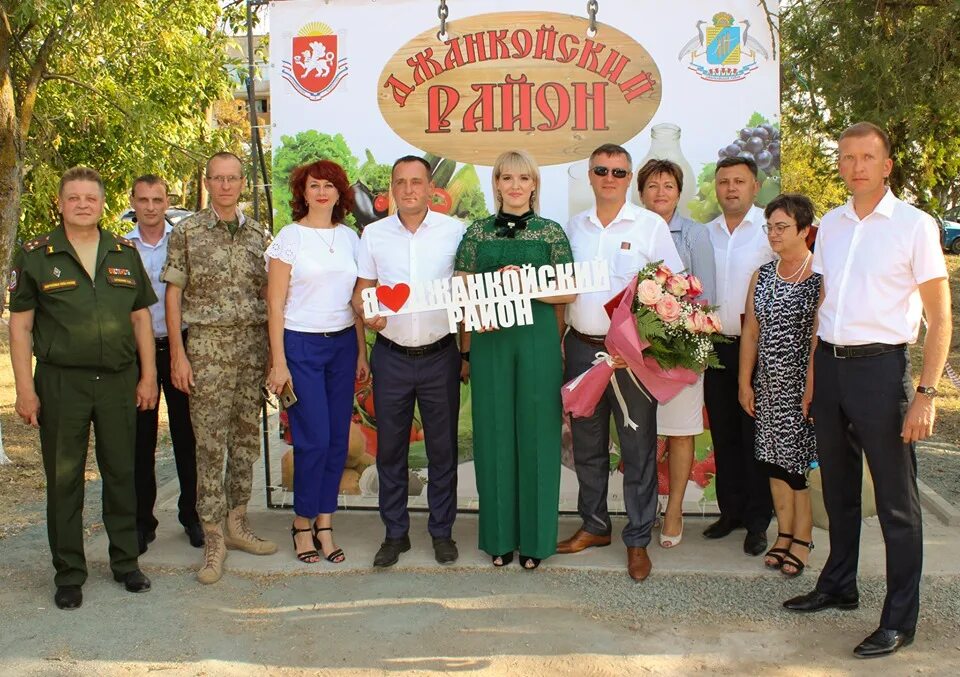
{"left": 684, "top": 312, "right": 699, "bottom": 333}
{"left": 703, "top": 311, "right": 722, "bottom": 334}
{"left": 693, "top": 310, "right": 710, "bottom": 333}
{"left": 685, "top": 275, "right": 704, "bottom": 299}
{"left": 654, "top": 294, "right": 682, "bottom": 324}
{"left": 653, "top": 264, "right": 672, "bottom": 285}
{"left": 637, "top": 279, "right": 664, "bottom": 305}
{"left": 666, "top": 274, "right": 690, "bottom": 297}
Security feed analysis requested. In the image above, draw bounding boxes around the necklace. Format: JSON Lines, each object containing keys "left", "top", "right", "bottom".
{"left": 307, "top": 225, "right": 337, "bottom": 253}
{"left": 776, "top": 251, "right": 811, "bottom": 283}
{"left": 770, "top": 251, "right": 811, "bottom": 303}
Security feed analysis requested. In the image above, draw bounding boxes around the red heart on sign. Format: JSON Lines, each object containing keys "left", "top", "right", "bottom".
{"left": 375, "top": 283, "right": 410, "bottom": 312}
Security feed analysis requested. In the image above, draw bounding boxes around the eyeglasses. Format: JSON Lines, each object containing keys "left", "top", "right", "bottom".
{"left": 762, "top": 223, "right": 796, "bottom": 235}
{"left": 206, "top": 175, "right": 243, "bottom": 185}
{"left": 591, "top": 166, "right": 630, "bottom": 179}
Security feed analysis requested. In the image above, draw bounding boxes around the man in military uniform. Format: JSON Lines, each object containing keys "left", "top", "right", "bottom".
{"left": 162, "top": 152, "right": 276, "bottom": 585}
{"left": 9, "top": 166, "right": 159, "bottom": 610}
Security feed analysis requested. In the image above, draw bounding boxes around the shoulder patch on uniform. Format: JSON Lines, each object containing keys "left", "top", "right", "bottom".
{"left": 116, "top": 236, "right": 137, "bottom": 249}
{"left": 21, "top": 234, "right": 50, "bottom": 252}
{"left": 7, "top": 269, "right": 18, "bottom": 291}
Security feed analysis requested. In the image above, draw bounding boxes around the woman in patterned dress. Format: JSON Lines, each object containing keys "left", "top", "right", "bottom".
{"left": 738, "top": 193, "right": 822, "bottom": 577}
{"left": 455, "top": 150, "right": 575, "bottom": 569}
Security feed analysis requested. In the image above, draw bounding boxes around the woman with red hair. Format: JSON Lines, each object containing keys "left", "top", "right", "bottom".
{"left": 265, "top": 160, "right": 368, "bottom": 564}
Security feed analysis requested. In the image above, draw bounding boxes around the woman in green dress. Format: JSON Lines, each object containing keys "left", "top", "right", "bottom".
{"left": 455, "top": 150, "right": 575, "bottom": 569}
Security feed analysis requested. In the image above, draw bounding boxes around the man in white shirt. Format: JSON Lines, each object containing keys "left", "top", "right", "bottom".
{"left": 126, "top": 176, "right": 201, "bottom": 554}
{"left": 353, "top": 156, "right": 467, "bottom": 568}
{"left": 558, "top": 143, "right": 683, "bottom": 581}
{"left": 784, "top": 122, "right": 951, "bottom": 659}
{"left": 703, "top": 156, "right": 776, "bottom": 556}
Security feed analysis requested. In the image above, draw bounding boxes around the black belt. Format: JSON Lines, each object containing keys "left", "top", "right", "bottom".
{"left": 315, "top": 326, "right": 353, "bottom": 338}
{"left": 819, "top": 340, "right": 905, "bottom": 359}
{"left": 155, "top": 336, "right": 170, "bottom": 349}
{"left": 570, "top": 328, "right": 606, "bottom": 347}
{"left": 376, "top": 333, "right": 454, "bottom": 357}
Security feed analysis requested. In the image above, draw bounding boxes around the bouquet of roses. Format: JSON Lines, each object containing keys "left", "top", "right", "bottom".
{"left": 562, "top": 261, "right": 725, "bottom": 425}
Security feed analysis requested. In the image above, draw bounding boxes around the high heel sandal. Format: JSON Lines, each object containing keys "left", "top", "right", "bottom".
{"left": 764, "top": 532, "right": 793, "bottom": 569}
{"left": 312, "top": 526, "right": 346, "bottom": 563}
{"left": 290, "top": 525, "right": 320, "bottom": 563}
{"left": 659, "top": 516, "right": 684, "bottom": 549}
{"left": 519, "top": 555, "right": 541, "bottom": 570}
{"left": 781, "top": 538, "right": 814, "bottom": 578}
{"left": 492, "top": 552, "right": 514, "bottom": 567}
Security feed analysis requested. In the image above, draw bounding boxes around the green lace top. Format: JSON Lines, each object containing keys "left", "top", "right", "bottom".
{"left": 455, "top": 212, "right": 573, "bottom": 273}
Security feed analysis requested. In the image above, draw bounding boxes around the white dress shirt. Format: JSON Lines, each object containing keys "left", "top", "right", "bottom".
{"left": 707, "top": 205, "right": 776, "bottom": 337}
{"left": 565, "top": 202, "right": 683, "bottom": 335}
{"left": 126, "top": 223, "right": 178, "bottom": 338}
{"left": 357, "top": 210, "right": 465, "bottom": 347}
{"left": 265, "top": 223, "right": 359, "bottom": 332}
{"left": 813, "top": 189, "right": 947, "bottom": 345}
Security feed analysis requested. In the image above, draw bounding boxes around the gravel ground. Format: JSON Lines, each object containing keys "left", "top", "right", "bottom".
{"left": 918, "top": 441, "right": 960, "bottom": 507}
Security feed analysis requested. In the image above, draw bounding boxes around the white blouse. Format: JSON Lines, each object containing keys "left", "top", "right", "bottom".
{"left": 265, "top": 223, "right": 359, "bottom": 333}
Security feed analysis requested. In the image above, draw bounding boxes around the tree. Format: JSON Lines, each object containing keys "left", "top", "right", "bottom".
{"left": 0, "top": 0, "right": 247, "bottom": 302}
{"left": 781, "top": 0, "right": 960, "bottom": 215}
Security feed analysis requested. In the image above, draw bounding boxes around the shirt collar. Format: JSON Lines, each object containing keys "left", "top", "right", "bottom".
{"left": 841, "top": 188, "right": 896, "bottom": 222}
{"left": 586, "top": 201, "right": 643, "bottom": 229}
{"left": 390, "top": 209, "right": 445, "bottom": 233}
{"left": 125, "top": 222, "right": 174, "bottom": 242}
{"left": 208, "top": 206, "right": 246, "bottom": 229}
{"left": 667, "top": 211, "right": 684, "bottom": 233}
{"left": 709, "top": 205, "right": 763, "bottom": 234}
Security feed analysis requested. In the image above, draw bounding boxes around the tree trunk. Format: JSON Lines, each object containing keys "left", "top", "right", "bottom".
{"left": 0, "top": 10, "right": 22, "bottom": 313}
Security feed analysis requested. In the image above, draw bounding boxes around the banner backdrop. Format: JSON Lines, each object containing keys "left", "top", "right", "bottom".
{"left": 269, "top": 0, "right": 780, "bottom": 513}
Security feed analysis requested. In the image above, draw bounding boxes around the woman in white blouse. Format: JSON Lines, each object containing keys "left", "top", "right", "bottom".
{"left": 265, "top": 160, "right": 368, "bottom": 564}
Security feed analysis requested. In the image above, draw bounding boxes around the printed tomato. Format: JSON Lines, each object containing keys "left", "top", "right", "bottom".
{"left": 374, "top": 193, "right": 389, "bottom": 213}
{"left": 428, "top": 188, "right": 453, "bottom": 213}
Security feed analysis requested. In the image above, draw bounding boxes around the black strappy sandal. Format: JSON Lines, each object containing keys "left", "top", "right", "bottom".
{"left": 313, "top": 526, "right": 346, "bottom": 563}
{"left": 781, "top": 538, "right": 814, "bottom": 578}
{"left": 291, "top": 525, "right": 320, "bottom": 563}
{"left": 764, "top": 532, "right": 794, "bottom": 569}
{"left": 492, "top": 552, "right": 514, "bottom": 567}
{"left": 519, "top": 555, "right": 541, "bottom": 570}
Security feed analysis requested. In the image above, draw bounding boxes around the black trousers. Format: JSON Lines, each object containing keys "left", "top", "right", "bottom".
{"left": 813, "top": 344, "right": 922, "bottom": 632}
{"left": 370, "top": 338, "right": 460, "bottom": 540}
{"left": 564, "top": 332, "right": 658, "bottom": 547}
{"left": 134, "top": 333, "right": 198, "bottom": 533}
{"left": 703, "top": 338, "right": 772, "bottom": 532}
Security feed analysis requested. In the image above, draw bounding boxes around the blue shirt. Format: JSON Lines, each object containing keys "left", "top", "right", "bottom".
{"left": 668, "top": 211, "right": 717, "bottom": 306}
{"left": 125, "top": 223, "right": 180, "bottom": 338}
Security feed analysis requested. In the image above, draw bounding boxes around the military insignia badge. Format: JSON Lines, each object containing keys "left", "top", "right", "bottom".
{"left": 107, "top": 267, "right": 132, "bottom": 276}
{"left": 53, "top": 267, "right": 61, "bottom": 278}
{"left": 678, "top": 11, "right": 772, "bottom": 82}
{"left": 7, "top": 269, "right": 17, "bottom": 291}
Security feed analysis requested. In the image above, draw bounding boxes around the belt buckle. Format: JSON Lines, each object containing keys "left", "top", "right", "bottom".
{"left": 832, "top": 344, "right": 846, "bottom": 359}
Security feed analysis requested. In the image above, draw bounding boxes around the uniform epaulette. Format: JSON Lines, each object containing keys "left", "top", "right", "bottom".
{"left": 116, "top": 235, "right": 137, "bottom": 249}
{"left": 21, "top": 234, "right": 50, "bottom": 252}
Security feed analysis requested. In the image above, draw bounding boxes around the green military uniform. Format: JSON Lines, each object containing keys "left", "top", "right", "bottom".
{"left": 8, "top": 226, "right": 157, "bottom": 586}
{"left": 455, "top": 212, "right": 573, "bottom": 559}
{"left": 160, "top": 208, "right": 269, "bottom": 526}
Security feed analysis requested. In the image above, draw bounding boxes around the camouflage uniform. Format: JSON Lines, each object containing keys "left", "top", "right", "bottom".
{"left": 161, "top": 208, "right": 269, "bottom": 525}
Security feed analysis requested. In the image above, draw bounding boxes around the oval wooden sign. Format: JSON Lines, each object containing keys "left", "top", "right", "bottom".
{"left": 378, "top": 11, "right": 662, "bottom": 167}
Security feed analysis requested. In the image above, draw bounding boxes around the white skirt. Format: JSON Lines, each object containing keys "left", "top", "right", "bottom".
{"left": 656, "top": 374, "right": 705, "bottom": 436}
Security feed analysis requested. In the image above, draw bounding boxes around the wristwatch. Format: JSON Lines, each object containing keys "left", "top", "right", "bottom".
{"left": 916, "top": 385, "right": 938, "bottom": 397}
{"left": 460, "top": 351, "right": 470, "bottom": 362}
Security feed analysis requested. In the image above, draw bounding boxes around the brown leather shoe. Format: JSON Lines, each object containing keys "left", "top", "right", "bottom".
{"left": 627, "top": 546, "right": 652, "bottom": 581}
{"left": 556, "top": 529, "right": 612, "bottom": 554}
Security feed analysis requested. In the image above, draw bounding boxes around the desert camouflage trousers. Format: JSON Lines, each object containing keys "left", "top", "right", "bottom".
{"left": 187, "top": 324, "right": 268, "bottom": 524}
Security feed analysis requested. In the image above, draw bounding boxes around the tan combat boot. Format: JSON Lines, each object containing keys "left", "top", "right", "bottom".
{"left": 197, "top": 523, "right": 226, "bottom": 584}
{"left": 224, "top": 505, "right": 278, "bottom": 555}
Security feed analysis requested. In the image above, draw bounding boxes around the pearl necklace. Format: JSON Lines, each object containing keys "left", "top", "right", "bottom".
{"left": 771, "top": 251, "right": 811, "bottom": 302}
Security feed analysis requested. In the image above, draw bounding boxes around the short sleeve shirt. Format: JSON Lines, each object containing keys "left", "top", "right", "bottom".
{"left": 357, "top": 211, "right": 465, "bottom": 347}
{"left": 161, "top": 207, "right": 269, "bottom": 328}
{"left": 8, "top": 226, "right": 157, "bottom": 370}
{"left": 812, "top": 189, "right": 948, "bottom": 345}
{"left": 265, "top": 223, "right": 359, "bottom": 332}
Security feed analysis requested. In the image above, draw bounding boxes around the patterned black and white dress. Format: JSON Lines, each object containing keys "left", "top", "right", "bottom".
{"left": 752, "top": 261, "right": 821, "bottom": 487}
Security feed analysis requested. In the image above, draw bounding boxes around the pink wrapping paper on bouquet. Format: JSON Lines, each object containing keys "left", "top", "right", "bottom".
{"left": 562, "top": 275, "right": 699, "bottom": 421}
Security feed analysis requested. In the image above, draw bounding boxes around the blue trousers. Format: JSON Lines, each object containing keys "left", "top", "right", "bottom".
{"left": 284, "top": 328, "right": 358, "bottom": 517}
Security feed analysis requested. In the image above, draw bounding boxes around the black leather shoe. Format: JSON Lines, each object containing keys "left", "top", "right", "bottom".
{"left": 853, "top": 627, "right": 915, "bottom": 658}
{"left": 432, "top": 537, "right": 458, "bottom": 564}
{"left": 373, "top": 535, "right": 411, "bottom": 568}
{"left": 702, "top": 516, "right": 742, "bottom": 539}
{"left": 137, "top": 529, "right": 156, "bottom": 555}
{"left": 783, "top": 589, "right": 859, "bottom": 613}
{"left": 184, "top": 522, "right": 205, "bottom": 548}
{"left": 54, "top": 585, "right": 83, "bottom": 610}
{"left": 743, "top": 530, "right": 768, "bottom": 556}
{"left": 113, "top": 569, "right": 152, "bottom": 593}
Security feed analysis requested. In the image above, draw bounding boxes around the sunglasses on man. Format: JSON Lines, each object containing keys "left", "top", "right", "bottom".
{"left": 591, "top": 166, "right": 630, "bottom": 179}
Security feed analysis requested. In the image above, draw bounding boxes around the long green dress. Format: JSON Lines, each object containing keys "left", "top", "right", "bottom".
{"left": 455, "top": 211, "right": 573, "bottom": 559}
